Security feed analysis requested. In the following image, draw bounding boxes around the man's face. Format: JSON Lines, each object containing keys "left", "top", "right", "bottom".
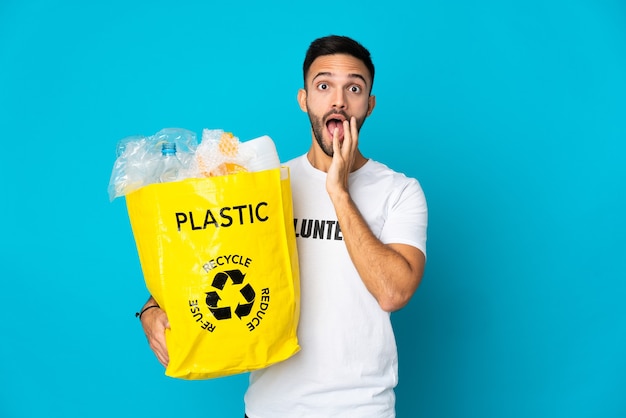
{"left": 298, "top": 54, "right": 376, "bottom": 157}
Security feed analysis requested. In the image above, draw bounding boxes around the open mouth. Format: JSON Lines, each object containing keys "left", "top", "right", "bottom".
{"left": 326, "top": 118, "right": 345, "bottom": 139}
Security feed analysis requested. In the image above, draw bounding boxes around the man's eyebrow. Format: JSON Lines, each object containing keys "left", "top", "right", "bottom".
{"left": 312, "top": 71, "right": 369, "bottom": 86}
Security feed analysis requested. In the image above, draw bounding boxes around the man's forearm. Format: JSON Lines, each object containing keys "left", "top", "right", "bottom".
{"left": 331, "top": 191, "right": 424, "bottom": 312}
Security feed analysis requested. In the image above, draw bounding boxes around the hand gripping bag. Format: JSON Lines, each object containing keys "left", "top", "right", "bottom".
{"left": 126, "top": 167, "right": 300, "bottom": 379}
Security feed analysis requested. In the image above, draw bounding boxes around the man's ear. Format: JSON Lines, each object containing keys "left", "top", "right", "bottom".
{"left": 297, "top": 89, "right": 308, "bottom": 112}
{"left": 367, "top": 95, "right": 376, "bottom": 117}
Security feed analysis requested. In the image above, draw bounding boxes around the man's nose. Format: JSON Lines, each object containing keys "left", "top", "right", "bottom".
{"left": 332, "top": 90, "right": 346, "bottom": 109}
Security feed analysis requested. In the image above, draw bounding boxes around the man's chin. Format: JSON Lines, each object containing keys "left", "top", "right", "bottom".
{"left": 321, "top": 143, "right": 335, "bottom": 158}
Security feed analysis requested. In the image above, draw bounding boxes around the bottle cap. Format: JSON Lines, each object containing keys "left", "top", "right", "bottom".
{"left": 162, "top": 142, "right": 177, "bottom": 155}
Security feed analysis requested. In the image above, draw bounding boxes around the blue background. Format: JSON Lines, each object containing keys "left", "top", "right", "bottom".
{"left": 1, "top": 0, "right": 625, "bottom": 417}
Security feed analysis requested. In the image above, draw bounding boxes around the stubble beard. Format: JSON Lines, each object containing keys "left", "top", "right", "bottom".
{"left": 307, "top": 108, "right": 366, "bottom": 158}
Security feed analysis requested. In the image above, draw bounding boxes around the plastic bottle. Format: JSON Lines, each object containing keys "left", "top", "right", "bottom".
{"left": 116, "top": 142, "right": 126, "bottom": 157}
{"left": 158, "top": 142, "right": 183, "bottom": 183}
{"left": 239, "top": 135, "right": 281, "bottom": 172}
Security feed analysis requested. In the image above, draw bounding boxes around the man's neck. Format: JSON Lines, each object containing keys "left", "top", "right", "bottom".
{"left": 306, "top": 147, "right": 367, "bottom": 173}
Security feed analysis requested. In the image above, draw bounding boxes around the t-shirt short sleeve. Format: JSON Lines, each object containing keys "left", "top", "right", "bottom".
{"left": 379, "top": 178, "right": 428, "bottom": 258}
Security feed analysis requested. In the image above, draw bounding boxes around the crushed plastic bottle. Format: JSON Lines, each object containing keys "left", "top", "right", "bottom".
{"left": 108, "top": 128, "right": 197, "bottom": 200}
{"left": 158, "top": 142, "right": 183, "bottom": 183}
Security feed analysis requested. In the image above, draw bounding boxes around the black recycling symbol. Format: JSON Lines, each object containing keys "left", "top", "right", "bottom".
{"left": 205, "top": 269, "right": 255, "bottom": 320}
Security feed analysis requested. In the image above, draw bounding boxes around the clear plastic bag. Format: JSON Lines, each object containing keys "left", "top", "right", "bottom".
{"left": 108, "top": 127, "right": 281, "bottom": 201}
{"left": 108, "top": 128, "right": 197, "bottom": 201}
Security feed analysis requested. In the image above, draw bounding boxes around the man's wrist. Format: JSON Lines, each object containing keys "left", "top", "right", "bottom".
{"left": 135, "top": 304, "right": 160, "bottom": 320}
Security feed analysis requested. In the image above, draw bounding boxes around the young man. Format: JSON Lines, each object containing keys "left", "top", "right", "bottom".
{"left": 139, "top": 35, "right": 428, "bottom": 417}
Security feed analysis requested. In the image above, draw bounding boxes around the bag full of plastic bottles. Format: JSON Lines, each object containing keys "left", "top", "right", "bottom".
{"left": 110, "top": 127, "right": 300, "bottom": 380}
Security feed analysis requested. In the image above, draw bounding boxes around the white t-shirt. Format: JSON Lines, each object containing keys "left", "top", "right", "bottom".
{"left": 244, "top": 154, "right": 428, "bottom": 418}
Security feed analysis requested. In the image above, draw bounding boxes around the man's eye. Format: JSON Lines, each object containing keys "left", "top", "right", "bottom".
{"left": 317, "top": 83, "right": 328, "bottom": 90}
{"left": 349, "top": 85, "right": 362, "bottom": 93}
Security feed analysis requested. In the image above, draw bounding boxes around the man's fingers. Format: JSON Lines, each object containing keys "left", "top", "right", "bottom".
{"left": 142, "top": 308, "right": 171, "bottom": 368}
{"left": 149, "top": 332, "right": 170, "bottom": 367}
{"left": 342, "top": 120, "right": 350, "bottom": 153}
{"left": 341, "top": 118, "right": 358, "bottom": 156}
{"left": 156, "top": 351, "right": 169, "bottom": 367}
{"left": 350, "top": 116, "right": 358, "bottom": 152}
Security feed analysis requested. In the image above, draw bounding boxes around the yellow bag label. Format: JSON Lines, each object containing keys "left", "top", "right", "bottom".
{"left": 126, "top": 167, "right": 300, "bottom": 379}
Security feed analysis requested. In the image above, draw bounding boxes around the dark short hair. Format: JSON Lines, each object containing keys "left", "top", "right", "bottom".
{"left": 302, "top": 35, "right": 375, "bottom": 93}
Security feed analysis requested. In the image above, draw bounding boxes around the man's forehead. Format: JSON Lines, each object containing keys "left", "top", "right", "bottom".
{"left": 307, "top": 54, "right": 371, "bottom": 85}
